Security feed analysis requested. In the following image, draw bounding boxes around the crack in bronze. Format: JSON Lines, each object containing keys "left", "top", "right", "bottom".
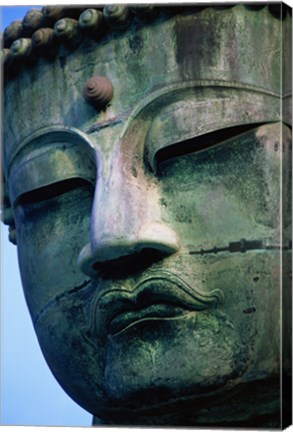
{"left": 33, "top": 278, "right": 92, "bottom": 326}
{"left": 189, "top": 239, "right": 292, "bottom": 255}
{"left": 85, "top": 109, "right": 132, "bottom": 134}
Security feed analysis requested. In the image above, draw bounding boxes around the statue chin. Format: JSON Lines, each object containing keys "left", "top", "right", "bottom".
{"left": 102, "top": 315, "right": 250, "bottom": 409}
{"left": 95, "top": 314, "right": 283, "bottom": 427}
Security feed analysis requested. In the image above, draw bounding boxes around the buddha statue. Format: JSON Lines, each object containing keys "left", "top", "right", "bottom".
{"left": 2, "top": 4, "right": 292, "bottom": 427}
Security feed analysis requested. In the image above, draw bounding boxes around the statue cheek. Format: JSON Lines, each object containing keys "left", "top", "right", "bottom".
{"left": 14, "top": 188, "right": 93, "bottom": 320}
{"left": 202, "top": 252, "right": 281, "bottom": 377}
{"left": 33, "top": 288, "right": 108, "bottom": 416}
{"left": 156, "top": 124, "right": 285, "bottom": 246}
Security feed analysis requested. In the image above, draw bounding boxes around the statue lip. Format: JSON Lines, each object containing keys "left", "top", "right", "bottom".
{"left": 108, "top": 304, "right": 194, "bottom": 337}
{"left": 90, "top": 271, "right": 223, "bottom": 338}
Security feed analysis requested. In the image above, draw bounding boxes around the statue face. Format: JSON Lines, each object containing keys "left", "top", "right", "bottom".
{"left": 4, "top": 5, "right": 291, "bottom": 425}
{"left": 10, "top": 118, "right": 290, "bottom": 420}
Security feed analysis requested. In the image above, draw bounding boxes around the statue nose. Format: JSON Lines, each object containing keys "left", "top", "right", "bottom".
{"left": 77, "top": 157, "right": 179, "bottom": 278}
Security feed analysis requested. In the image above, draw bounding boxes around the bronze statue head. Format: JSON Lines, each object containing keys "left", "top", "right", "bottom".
{"left": 2, "top": 4, "right": 292, "bottom": 427}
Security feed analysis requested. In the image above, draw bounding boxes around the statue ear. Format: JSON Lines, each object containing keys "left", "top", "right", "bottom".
{"left": 1, "top": 177, "right": 17, "bottom": 245}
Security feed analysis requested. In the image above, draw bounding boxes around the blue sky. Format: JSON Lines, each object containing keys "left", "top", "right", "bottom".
{"left": 1, "top": 6, "right": 91, "bottom": 428}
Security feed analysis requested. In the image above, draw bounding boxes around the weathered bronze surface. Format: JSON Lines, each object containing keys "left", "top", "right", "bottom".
{"left": 2, "top": 3, "right": 292, "bottom": 427}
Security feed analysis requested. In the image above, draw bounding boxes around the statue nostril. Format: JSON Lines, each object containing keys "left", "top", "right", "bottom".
{"left": 92, "top": 248, "right": 167, "bottom": 279}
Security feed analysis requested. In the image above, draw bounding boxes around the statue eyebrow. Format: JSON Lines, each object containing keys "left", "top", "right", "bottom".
{"left": 189, "top": 239, "right": 292, "bottom": 255}
{"left": 7, "top": 126, "right": 95, "bottom": 175}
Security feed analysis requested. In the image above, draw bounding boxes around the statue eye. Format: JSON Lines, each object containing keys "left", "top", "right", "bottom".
{"left": 154, "top": 123, "right": 263, "bottom": 167}
{"left": 9, "top": 143, "right": 96, "bottom": 207}
{"left": 16, "top": 177, "right": 93, "bottom": 206}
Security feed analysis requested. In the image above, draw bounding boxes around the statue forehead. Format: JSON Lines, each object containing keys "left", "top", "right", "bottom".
{"left": 3, "top": 4, "right": 290, "bottom": 171}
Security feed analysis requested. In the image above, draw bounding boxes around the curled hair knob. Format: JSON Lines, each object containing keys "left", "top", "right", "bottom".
{"left": 32, "top": 28, "right": 55, "bottom": 47}
{"left": 103, "top": 5, "right": 131, "bottom": 29}
{"left": 10, "top": 38, "right": 32, "bottom": 58}
{"left": 32, "top": 28, "right": 58, "bottom": 57}
{"left": 42, "top": 6, "right": 67, "bottom": 23}
{"left": 22, "top": 9, "right": 45, "bottom": 36}
{"left": 54, "top": 18, "right": 83, "bottom": 49}
{"left": 79, "top": 9, "right": 105, "bottom": 38}
{"left": 3, "top": 20, "right": 23, "bottom": 48}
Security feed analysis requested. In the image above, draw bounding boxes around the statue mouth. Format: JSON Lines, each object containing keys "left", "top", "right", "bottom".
{"left": 89, "top": 272, "right": 223, "bottom": 338}
{"left": 108, "top": 304, "right": 194, "bottom": 337}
